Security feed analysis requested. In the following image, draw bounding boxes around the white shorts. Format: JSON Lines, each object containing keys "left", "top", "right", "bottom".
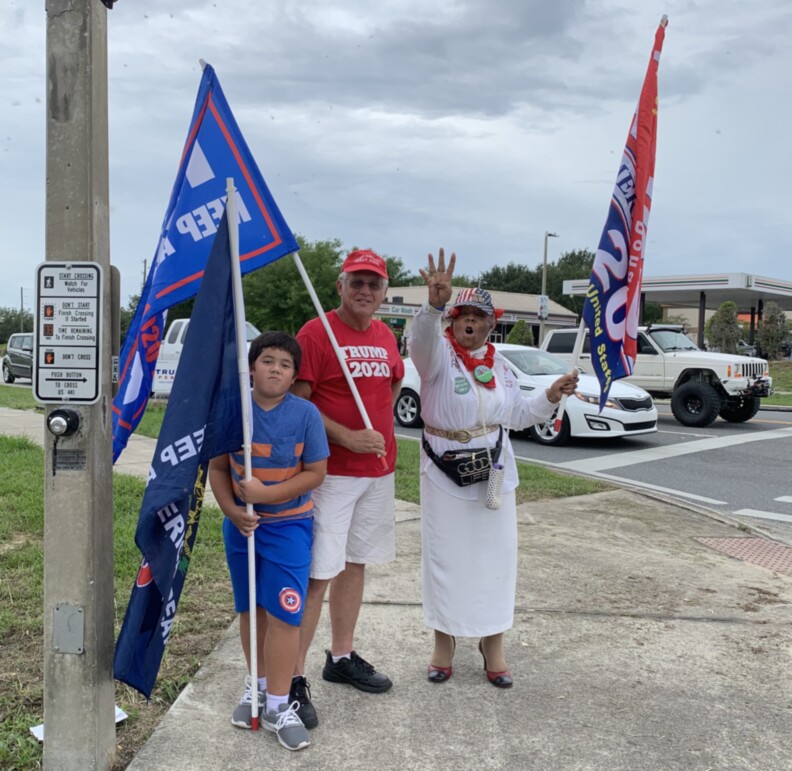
{"left": 310, "top": 473, "right": 396, "bottom": 580}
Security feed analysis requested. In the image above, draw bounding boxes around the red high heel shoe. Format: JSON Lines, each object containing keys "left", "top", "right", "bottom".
{"left": 427, "top": 636, "right": 456, "bottom": 683}
{"left": 427, "top": 663, "right": 452, "bottom": 683}
{"left": 478, "top": 639, "right": 513, "bottom": 689}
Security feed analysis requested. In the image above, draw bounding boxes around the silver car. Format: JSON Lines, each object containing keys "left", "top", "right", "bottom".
{"left": 2, "top": 332, "right": 34, "bottom": 383}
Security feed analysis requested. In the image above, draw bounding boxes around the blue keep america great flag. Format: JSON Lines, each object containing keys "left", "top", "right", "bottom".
{"left": 112, "top": 63, "right": 298, "bottom": 461}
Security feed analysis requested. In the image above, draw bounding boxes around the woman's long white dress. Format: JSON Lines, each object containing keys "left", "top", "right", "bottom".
{"left": 409, "top": 302, "right": 558, "bottom": 636}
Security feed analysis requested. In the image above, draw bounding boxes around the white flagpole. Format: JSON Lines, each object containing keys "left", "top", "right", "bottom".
{"left": 552, "top": 317, "right": 587, "bottom": 432}
{"left": 225, "top": 178, "right": 259, "bottom": 730}
{"left": 291, "top": 252, "right": 388, "bottom": 469}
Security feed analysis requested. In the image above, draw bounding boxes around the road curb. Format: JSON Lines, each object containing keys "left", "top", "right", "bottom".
{"left": 518, "top": 451, "right": 792, "bottom": 549}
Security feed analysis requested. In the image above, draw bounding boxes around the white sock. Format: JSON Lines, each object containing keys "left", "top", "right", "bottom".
{"left": 331, "top": 652, "right": 352, "bottom": 664}
{"left": 266, "top": 692, "right": 289, "bottom": 714}
{"left": 257, "top": 676, "right": 267, "bottom": 693}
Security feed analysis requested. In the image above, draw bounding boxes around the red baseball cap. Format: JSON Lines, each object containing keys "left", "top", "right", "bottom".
{"left": 341, "top": 249, "right": 388, "bottom": 280}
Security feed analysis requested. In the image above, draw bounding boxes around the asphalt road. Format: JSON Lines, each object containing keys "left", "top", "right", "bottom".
{"left": 10, "top": 376, "right": 790, "bottom": 543}
{"left": 396, "top": 404, "right": 792, "bottom": 545}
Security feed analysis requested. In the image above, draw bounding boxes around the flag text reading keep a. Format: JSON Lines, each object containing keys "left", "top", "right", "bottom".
{"left": 112, "top": 63, "right": 298, "bottom": 461}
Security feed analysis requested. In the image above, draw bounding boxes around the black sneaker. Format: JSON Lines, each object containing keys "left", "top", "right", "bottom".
{"left": 289, "top": 675, "right": 318, "bottom": 729}
{"left": 321, "top": 650, "right": 393, "bottom": 693}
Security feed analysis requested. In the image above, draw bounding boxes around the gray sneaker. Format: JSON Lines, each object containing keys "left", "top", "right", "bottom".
{"left": 262, "top": 700, "right": 310, "bottom": 751}
{"left": 231, "top": 675, "right": 264, "bottom": 729}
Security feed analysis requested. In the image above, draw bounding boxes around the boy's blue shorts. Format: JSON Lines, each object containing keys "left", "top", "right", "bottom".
{"left": 223, "top": 516, "right": 312, "bottom": 626}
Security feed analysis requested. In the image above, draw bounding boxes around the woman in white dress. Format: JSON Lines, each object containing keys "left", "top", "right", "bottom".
{"left": 409, "top": 249, "right": 578, "bottom": 687}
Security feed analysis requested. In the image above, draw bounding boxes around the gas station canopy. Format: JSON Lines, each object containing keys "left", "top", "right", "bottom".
{"left": 563, "top": 273, "right": 792, "bottom": 313}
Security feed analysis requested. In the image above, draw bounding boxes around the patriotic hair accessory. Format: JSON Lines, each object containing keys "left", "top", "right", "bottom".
{"left": 446, "top": 287, "right": 503, "bottom": 319}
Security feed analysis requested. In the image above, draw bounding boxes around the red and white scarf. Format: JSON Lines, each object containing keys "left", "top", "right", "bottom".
{"left": 444, "top": 327, "right": 496, "bottom": 389}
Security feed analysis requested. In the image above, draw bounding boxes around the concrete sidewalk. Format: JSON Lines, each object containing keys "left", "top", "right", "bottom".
{"left": 2, "top": 406, "right": 792, "bottom": 769}
{"left": 128, "top": 492, "right": 792, "bottom": 771}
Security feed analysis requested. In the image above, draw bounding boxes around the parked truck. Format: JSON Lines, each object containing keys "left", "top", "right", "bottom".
{"left": 152, "top": 318, "right": 261, "bottom": 396}
{"left": 540, "top": 324, "right": 772, "bottom": 428}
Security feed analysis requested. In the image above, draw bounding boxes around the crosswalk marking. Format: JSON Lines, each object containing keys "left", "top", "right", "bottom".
{"left": 588, "top": 473, "right": 726, "bottom": 505}
{"left": 775, "top": 496, "right": 792, "bottom": 503}
{"left": 555, "top": 426, "right": 792, "bottom": 474}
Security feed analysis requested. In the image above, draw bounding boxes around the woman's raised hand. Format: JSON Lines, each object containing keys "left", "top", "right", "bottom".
{"left": 419, "top": 247, "right": 456, "bottom": 309}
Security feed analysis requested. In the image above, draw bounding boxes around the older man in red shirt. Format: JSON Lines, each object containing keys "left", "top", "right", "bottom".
{"left": 289, "top": 249, "right": 404, "bottom": 728}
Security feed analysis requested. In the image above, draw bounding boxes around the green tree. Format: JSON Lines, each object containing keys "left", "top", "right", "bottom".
{"left": 146, "top": 240, "right": 419, "bottom": 341}
{"left": 396, "top": 274, "right": 481, "bottom": 288}
{"left": 757, "top": 301, "right": 787, "bottom": 360}
{"left": 479, "top": 262, "right": 540, "bottom": 294}
{"left": 384, "top": 255, "right": 412, "bottom": 286}
{"left": 242, "top": 236, "right": 345, "bottom": 334}
{"left": 165, "top": 297, "right": 195, "bottom": 326}
{"left": 505, "top": 319, "right": 534, "bottom": 346}
{"left": 119, "top": 293, "right": 141, "bottom": 347}
{"left": 477, "top": 249, "right": 596, "bottom": 315}
{"left": 392, "top": 256, "right": 477, "bottom": 288}
{"left": 0, "top": 307, "right": 34, "bottom": 343}
{"left": 705, "top": 301, "right": 740, "bottom": 354}
{"left": 545, "top": 249, "right": 595, "bottom": 310}
{"left": 642, "top": 302, "right": 663, "bottom": 325}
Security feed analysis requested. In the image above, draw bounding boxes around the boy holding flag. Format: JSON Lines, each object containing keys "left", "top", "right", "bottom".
{"left": 209, "top": 331, "right": 329, "bottom": 752}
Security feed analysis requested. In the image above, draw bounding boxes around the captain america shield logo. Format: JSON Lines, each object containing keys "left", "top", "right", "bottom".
{"left": 279, "top": 587, "right": 302, "bottom": 614}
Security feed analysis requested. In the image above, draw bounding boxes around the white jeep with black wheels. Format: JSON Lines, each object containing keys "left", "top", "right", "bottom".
{"left": 541, "top": 325, "right": 772, "bottom": 428}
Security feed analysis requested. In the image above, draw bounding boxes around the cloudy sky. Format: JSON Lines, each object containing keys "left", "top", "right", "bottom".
{"left": 2, "top": 0, "right": 791, "bottom": 311}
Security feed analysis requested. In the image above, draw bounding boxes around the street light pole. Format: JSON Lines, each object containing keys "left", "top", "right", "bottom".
{"left": 538, "top": 231, "right": 559, "bottom": 345}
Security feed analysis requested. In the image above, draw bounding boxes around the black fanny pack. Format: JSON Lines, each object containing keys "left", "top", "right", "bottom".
{"left": 421, "top": 427, "right": 503, "bottom": 487}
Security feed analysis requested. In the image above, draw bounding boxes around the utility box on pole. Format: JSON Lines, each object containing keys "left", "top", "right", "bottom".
{"left": 43, "top": 1, "right": 115, "bottom": 768}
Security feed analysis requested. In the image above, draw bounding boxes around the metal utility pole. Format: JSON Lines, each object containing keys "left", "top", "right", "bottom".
{"left": 538, "top": 231, "right": 559, "bottom": 345}
{"left": 43, "top": 1, "right": 115, "bottom": 768}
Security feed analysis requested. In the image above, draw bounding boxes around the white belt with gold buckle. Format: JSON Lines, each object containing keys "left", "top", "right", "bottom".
{"left": 423, "top": 424, "right": 499, "bottom": 443}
